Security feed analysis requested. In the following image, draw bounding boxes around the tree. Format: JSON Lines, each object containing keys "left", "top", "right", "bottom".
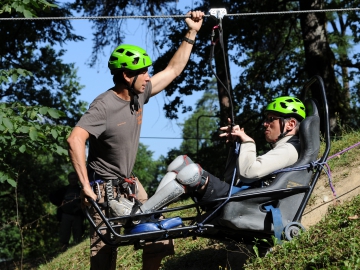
{"left": 179, "top": 79, "right": 220, "bottom": 157}
{"left": 133, "top": 143, "right": 166, "bottom": 196}
{"left": 0, "top": 103, "right": 73, "bottom": 261}
{"left": 0, "top": 0, "right": 57, "bottom": 18}
{"left": 299, "top": 0, "right": 342, "bottom": 131}
{"left": 0, "top": 7, "right": 87, "bottom": 126}
{"left": 69, "top": 0, "right": 360, "bottom": 133}
{"left": 0, "top": 0, "right": 88, "bottom": 264}
{"left": 324, "top": 0, "right": 360, "bottom": 128}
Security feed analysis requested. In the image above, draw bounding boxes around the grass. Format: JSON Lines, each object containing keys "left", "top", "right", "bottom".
{"left": 322, "top": 130, "right": 360, "bottom": 168}
{"left": 10, "top": 130, "right": 360, "bottom": 269}
{"left": 244, "top": 195, "right": 360, "bottom": 269}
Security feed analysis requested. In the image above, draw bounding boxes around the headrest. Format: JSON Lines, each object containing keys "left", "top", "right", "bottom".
{"left": 304, "top": 99, "right": 319, "bottom": 118}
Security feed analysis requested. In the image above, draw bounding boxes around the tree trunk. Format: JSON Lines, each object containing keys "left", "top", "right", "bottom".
{"left": 299, "top": 0, "right": 344, "bottom": 132}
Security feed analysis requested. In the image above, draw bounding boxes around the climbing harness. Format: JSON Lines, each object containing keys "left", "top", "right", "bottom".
{"left": 89, "top": 172, "right": 139, "bottom": 207}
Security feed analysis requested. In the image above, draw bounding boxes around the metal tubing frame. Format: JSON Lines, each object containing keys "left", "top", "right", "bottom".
{"left": 294, "top": 75, "right": 331, "bottom": 221}
{"left": 84, "top": 186, "right": 310, "bottom": 246}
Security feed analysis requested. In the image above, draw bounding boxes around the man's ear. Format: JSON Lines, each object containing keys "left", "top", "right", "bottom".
{"left": 286, "top": 118, "right": 297, "bottom": 130}
{"left": 123, "top": 70, "right": 134, "bottom": 83}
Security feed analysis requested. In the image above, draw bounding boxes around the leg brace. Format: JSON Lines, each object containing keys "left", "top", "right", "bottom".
{"left": 140, "top": 163, "right": 207, "bottom": 213}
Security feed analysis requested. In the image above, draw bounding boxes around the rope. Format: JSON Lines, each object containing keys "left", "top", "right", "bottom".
{"left": 270, "top": 140, "right": 360, "bottom": 200}
{"left": 303, "top": 183, "right": 360, "bottom": 216}
{"left": 1, "top": 7, "right": 360, "bottom": 21}
{"left": 327, "top": 141, "right": 360, "bottom": 160}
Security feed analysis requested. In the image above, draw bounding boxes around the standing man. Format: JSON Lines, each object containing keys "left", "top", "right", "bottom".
{"left": 49, "top": 172, "right": 84, "bottom": 251}
{"left": 67, "top": 11, "right": 204, "bottom": 270}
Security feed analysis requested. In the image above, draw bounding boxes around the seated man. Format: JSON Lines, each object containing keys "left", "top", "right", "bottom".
{"left": 110, "top": 96, "right": 306, "bottom": 216}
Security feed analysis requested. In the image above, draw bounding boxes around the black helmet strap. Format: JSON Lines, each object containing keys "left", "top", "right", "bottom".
{"left": 269, "top": 117, "right": 290, "bottom": 147}
{"left": 278, "top": 117, "right": 294, "bottom": 140}
{"left": 127, "top": 74, "right": 139, "bottom": 112}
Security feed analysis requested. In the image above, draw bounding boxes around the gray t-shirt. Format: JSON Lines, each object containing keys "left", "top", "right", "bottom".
{"left": 76, "top": 83, "right": 152, "bottom": 180}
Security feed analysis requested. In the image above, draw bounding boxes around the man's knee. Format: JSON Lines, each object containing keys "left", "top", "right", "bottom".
{"left": 176, "top": 163, "right": 208, "bottom": 189}
{"left": 168, "top": 155, "right": 194, "bottom": 173}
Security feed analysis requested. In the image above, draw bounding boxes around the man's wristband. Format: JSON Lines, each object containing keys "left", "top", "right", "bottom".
{"left": 183, "top": 37, "right": 195, "bottom": 45}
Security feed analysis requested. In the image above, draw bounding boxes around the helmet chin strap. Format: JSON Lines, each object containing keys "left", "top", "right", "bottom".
{"left": 270, "top": 117, "right": 290, "bottom": 147}
{"left": 127, "top": 75, "right": 139, "bottom": 111}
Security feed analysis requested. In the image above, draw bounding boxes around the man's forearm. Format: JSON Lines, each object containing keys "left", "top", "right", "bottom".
{"left": 67, "top": 133, "right": 90, "bottom": 189}
{"left": 168, "top": 29, "right": 198, "bottom": 77}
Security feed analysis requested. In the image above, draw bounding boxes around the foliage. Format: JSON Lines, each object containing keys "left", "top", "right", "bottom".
{"left": 245, "top": 195, "right": 360, "bottom": 269}
{"left": 0, "top": 0, "right": 87, "bottom": 263}
{"left": 320, "top": 130, "right": 360, "bottom": 168}
{"left": 0, "top": 0, "right": 87, "bottom": 126}
{"left": 69, "top": 0, "right": 179, "bottom": 66}
{"left": 179, "top": 80, "right": 220, "bottom": 156}
{"left": 0, "top": 0, "right": 57, "bottom": 18}
{"left": 0, "top": 102, "right": 72, "bottom": 187}
{"left": 0, "top": 149, "right": 73, "bottom": 261}
{"left": 132, "top": 143, "right": 167, "bottom": 196}
{"left": 74, "top": 0, "right": 360, "bottom": 134}
{"left": 0, "top": 101, "right": 73, "bottom": 259}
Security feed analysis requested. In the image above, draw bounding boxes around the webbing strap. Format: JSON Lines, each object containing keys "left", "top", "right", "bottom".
{"left": 105, "top": 181, "right": 114, "bottom": 201}
{"left": 196, "top": 142, "right": 241, "bottom": 233}
{"left": 264, "top": 205, "right": 283, "bottom": 243}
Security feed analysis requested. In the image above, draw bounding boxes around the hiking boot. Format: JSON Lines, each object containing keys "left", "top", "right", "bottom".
{"left": 109, "top": 197, "right": 136, "bottom": 217}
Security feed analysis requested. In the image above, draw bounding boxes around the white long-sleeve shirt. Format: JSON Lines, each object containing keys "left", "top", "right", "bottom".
{"left": 238, "top": 135, "right": 300, "bottom": 183}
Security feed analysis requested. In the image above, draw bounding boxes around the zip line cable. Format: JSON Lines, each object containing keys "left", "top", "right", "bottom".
{"left": 1, "top": 7, "right": 360, "bottom": 20}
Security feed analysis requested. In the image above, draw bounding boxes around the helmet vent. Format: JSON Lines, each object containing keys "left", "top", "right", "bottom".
{"left": 110, "top": 56, "right": 118, "bottom": 61}
{"left": 126, "top": 51, "right": 135, "bottom": 57}
{"left": 280, "top": 102, "right": 288, "bottom": 108}
{"left": 116, "top": 48, "right": 124, "bottom": 54}
{"left": 132, "top": 57, "right": 139, "bottom": 65}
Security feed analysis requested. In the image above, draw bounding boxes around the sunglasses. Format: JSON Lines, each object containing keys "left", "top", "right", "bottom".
{"left": 264, "top": 116, "right": 282, "bottom": 124}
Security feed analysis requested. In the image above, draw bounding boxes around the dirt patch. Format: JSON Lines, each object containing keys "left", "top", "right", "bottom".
{"left": 302, "top": 161, "right": 360, "bottom": 228}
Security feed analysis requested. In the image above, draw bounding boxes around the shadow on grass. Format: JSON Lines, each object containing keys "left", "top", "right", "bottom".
{"left": 162, "top": 241, "right": 253, "bottom": 270}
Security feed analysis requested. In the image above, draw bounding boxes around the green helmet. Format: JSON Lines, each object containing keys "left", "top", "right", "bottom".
{"left": 265, "top": 96, "right": 306, "bottom": 121}
{"left": 108, "top": 44, "right": 152, "bottom": 73}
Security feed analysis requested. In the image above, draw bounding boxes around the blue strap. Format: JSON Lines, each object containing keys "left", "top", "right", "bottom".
{"left": 264, "top": 205, "right": 283, "bottom": 243}
{"left": 230, "top": 185, "right": 251, "bottom": 195}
